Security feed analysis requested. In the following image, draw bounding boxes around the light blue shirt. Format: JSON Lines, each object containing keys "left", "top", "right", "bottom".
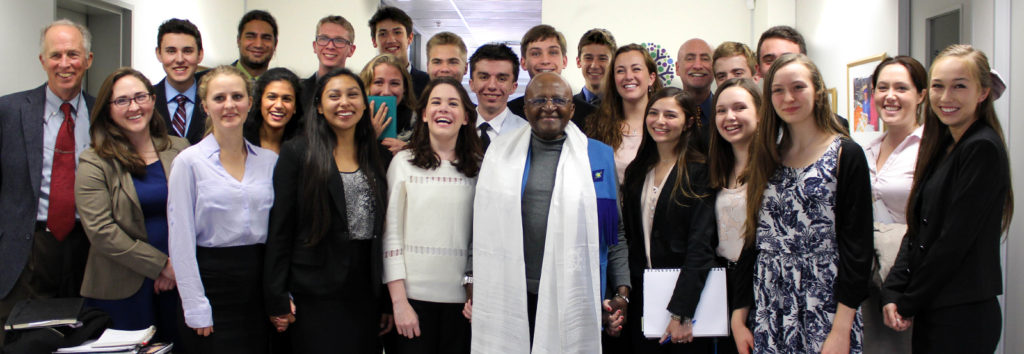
{"left": 37, "top": 88, "right": 90, "bottom": 221}
{"left": 581, "top": 86, "right": 599, "bottom": 105}
{"left": 167, "top": 135, "right": 278, "bottom": 328}
{"left": 164, "top": 80, "right": 197, "bottom": 136}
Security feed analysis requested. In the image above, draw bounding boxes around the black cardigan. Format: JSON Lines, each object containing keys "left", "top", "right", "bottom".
{"left": 733, "top": 138, "right": 874, "bottom": 311}
{"left": 621, "top": 162, "right": 717, "bottom": 318}
{"left": 882, "top": 123, "right": 1008, "bottom": 317}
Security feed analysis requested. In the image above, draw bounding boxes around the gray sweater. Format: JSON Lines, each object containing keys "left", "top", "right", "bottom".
{"left": 522, "top": 134, "right": 565, "bottom": 294}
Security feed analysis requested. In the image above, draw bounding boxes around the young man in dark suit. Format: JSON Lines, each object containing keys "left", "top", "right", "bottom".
{"left": 0, "top": 20, "right": 95, "bottom": 345}
{"left": 368, "top": 6, "right": 429, "bottom": 98}
{"left": 574, "top": 29, "right": 616, "bottom": 107}
{"left": 507, "top": 25, "right": 596, "bottom": 133}
{"left": 300, "top": 15, "right": 357, "bottom": 113}
{"left": 154, "top": 19, "right": 207, "bottom": 145}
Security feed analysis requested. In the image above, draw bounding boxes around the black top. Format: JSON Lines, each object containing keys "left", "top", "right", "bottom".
{"left": 882, "top": 122, "right": 1008, "bottom": 317}
{"left": 621, "top": 163, "right": 716, "bottom": 318}
{"left": 508, "top": 95, "right": 596, "bottom": 133}
{"left": 263, "top": 138, "right": 392, "bottom": 317}
{"left": 733, "top": 138, "right": 874, "bottom": 311}
{"left": 410, "top": 67, "right": 429, "bottom": 102}
{"left": 300, "top": 73, "right": 318, "bottom": 118}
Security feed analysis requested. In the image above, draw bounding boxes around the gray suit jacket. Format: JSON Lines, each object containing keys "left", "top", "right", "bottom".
{"left": 76, "top": 137, "right": 189, "bottom": 299}
{"left": 0, "top": 84, "right": 95, "bottom": 298}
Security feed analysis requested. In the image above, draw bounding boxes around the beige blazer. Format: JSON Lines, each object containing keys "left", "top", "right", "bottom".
{"left": 76, "top": 137, "right": 190, "bottom": 300}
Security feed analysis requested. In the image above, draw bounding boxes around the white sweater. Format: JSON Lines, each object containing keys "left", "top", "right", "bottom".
{"left": 383, "top": 150, "right": 475, "bottom": 303}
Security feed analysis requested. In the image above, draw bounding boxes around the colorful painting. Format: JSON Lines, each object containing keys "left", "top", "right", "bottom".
{"left": 642, "top": 42, "right": 675, "bottom": 86}
{"left": 851, "top": 76, "right": 878, "bottom": 132}
{"left": 846, "top": 53, "right": 887, "bottom": 133}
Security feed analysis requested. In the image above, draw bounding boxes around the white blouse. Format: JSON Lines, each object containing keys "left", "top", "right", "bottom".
{"left": 383, "top": 150, "right": 475, "bottom": 303}
{"left": 863, "top": 126, "right": 922, "bottom": 224}
{"left": 715, "top": 186, "right": 746, "bottom": 262}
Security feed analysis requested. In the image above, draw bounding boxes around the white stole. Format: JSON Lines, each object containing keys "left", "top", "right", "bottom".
{"left": 471, "top": 123, "right": 602, "bottom": 354}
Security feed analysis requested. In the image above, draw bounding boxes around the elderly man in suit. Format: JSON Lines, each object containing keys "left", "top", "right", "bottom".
{"left": 154, "top": 18, "right": 207, "bottom": 145}
{"left": 0, "top": 19, "right": 95, "bottom": 345}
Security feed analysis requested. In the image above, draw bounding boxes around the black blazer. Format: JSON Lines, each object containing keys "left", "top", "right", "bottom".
{"left": 621, "top": 163, "right": 716, "bottom": 318}
{"left": 507, "top": 94, "right": 595, "bottom": 133}
{"left": 300, "top": 73, "right": 318, "bottom": 118}
{"left": 883, "top": 122, "right": 1008, "bottom": 317}
{"left": 0, "top": 84, "right": 94, "bottom": 298}
{"left": 154, "top": 74, "right": 208, "bottom": 145}
{"left": 410, "top": 67, "right": 429, "bottom": 101}
{"left": 264, "top": 138, "right": 391, "bottom": 317}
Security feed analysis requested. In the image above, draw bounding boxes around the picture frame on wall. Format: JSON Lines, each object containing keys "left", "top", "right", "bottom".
{"left": 846, "top": 53, "right": 887, "bottom": 133}
{"left": 827, "top": 87, "right": 838, "bottom": 114}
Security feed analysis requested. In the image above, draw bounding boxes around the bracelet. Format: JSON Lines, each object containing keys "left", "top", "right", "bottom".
{"left": 614, "top": 293, "right": 630, "bottom": 304}
{"left": 670, "top": 314, "right": 682, "bottom": 322}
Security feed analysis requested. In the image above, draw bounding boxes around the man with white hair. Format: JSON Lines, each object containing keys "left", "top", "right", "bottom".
{"left": 0, "top": 19, "right": 95, "bottom": 345}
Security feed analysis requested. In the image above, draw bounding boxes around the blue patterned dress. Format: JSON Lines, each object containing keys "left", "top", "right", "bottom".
{"left": 753, "top": 137, "right": 863, "bottom": 353}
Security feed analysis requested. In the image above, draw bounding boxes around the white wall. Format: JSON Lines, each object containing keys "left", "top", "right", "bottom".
{"left": 1006, "top": 0, "right": 1023, "bottom": 352}
{"left": 541, "top": 0, "right": 754, "bottom": 94}
{"left": 795, "top": 0, "right": 900, "bottom": 145}
{"left": 127, "top": 0, "right": 245, "bottom": 83}
{"left": 243, "top": 0, "right": 379, "bottom": 79}
{"left": 0, "top": 0, "right": 54, "bottom": 95}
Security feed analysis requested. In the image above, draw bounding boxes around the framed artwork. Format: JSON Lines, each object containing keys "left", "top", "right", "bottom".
{"left": 847, "top": 53, "right": 887, "bottom": 133}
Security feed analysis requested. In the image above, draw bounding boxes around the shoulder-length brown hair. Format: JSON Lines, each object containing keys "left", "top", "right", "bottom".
{"left": 909, "top": 44, "right": 1013, "bottom": 234}
{"left": 586, "top": 43, "right": 664, "bottom": 149}
{"left": 707, "top": 78, "right": 762, "bottom": 190}
{"left": 743, "top": 53, "right": 847, "bottom": 246}
{"left": 407, "top": 77, "right": 483, "bottom": 177}
{"left": 360, "top": 53, "right": 418, "bottom": 110}
{"left": 89, "top": 67, "right": 171, "bottom": 175}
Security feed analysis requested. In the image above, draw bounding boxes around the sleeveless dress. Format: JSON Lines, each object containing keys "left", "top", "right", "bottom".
{"left": 753, "top": 137, "right": 863, "bottom": 353}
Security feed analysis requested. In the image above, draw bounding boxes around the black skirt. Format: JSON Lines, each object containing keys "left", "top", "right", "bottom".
{"left": 177, "top": 244, "right": 269, "bottom": 354}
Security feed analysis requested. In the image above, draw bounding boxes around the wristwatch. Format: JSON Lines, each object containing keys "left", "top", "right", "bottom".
{"left": 614, "top": 293, "right": 630, "bottom": 304}
{"left": 462, "top": 275, "right": 474, "bottom": 286}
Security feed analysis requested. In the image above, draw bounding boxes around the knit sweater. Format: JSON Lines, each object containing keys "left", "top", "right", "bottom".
{"left": 383, "top": 150, "right": 476, "bottom": 303}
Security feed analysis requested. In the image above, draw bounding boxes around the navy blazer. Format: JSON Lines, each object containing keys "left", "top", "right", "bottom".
{"left": 883, "top": 122, "right": 1009, "bottom": 317}
{"left": 154, "top": 74, "right": 207, "bottom": 145}
{"left": 0, "top": 84, "right": 95, "bottom": 298}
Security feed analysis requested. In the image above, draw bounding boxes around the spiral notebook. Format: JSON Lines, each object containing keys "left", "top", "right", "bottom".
{"left": 642, "top": 267, "right": 728, "bottom": 338}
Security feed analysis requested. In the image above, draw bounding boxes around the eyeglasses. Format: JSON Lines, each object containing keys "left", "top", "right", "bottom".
{"left": 316, "top": 36, "right": 352, "bottom": 48}
{"left": 526, "top": 96, "right": 570, "bottom": 107}
{"left": 110, "top": 93, "right": 153, "bottom": 107}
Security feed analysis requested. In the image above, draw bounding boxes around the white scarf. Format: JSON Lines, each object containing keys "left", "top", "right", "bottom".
{"left": 472, "top": 123, "right": 602, "bottom": 354}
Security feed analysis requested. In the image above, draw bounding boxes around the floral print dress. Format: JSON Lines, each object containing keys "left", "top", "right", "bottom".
{"left": 753, "top": 137, "right": 863, "bottom": 353}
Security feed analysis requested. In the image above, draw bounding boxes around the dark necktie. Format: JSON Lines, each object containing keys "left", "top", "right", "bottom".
{"left": 173, "top": 94, "right": 188, "bottom": 136}
{"left": 47, "top": 103, "right": 76, "bottom": 241}
{"left": 479, "top": 123, "right": 492, "bottom": 151}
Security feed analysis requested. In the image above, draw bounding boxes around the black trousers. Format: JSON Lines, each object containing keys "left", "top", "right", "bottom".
{"left": 387, "top": 299, "right": 470, "bottom": 354}
{"left": 288, "top": 292, "right": 379, "bottom": 353}
{"left": 911, "top": 298, "right": 1001, "bottom": 354}
{"left": 0, "top": 222, "right": 88, "bottom": 346}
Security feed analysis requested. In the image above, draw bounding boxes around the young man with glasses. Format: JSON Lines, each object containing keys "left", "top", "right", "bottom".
{"left": 301, "top": 15, "right": 357, "bottom": 111}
